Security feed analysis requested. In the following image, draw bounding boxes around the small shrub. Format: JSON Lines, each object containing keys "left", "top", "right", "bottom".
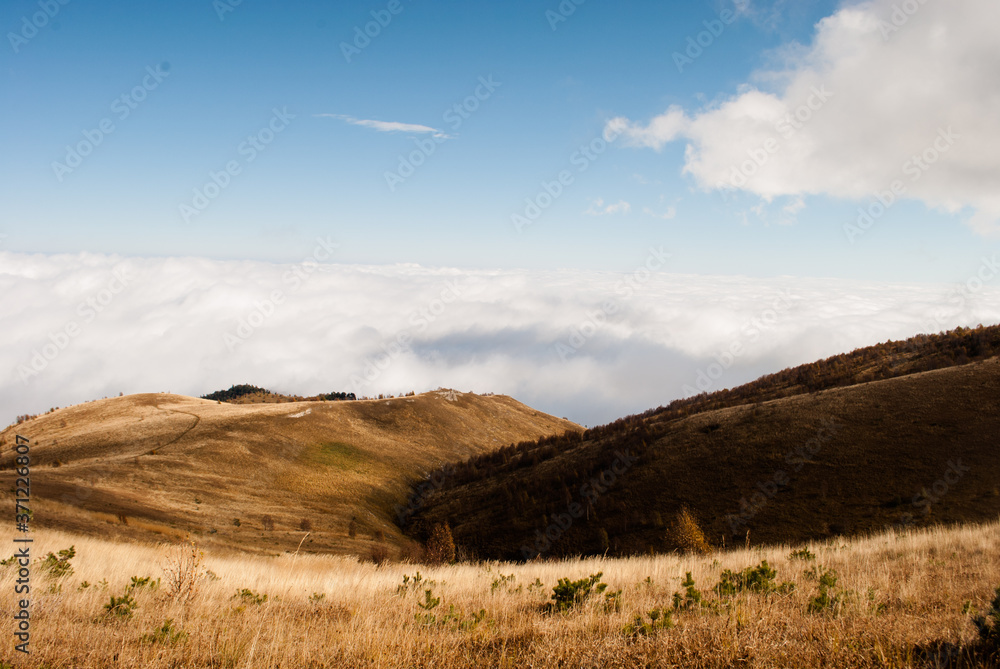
{"left": 673, "top": 572, "right": 703, "bottom": 610}
{"left": 491, "top": 573, "right": 517, "bottom": 593}
{"left": 715, "top": 561, "right": 793, "bottom": 597}
{"left": 972, "top": 585, "right": 1000, "bottom": 653}
{"left": 37, "top": 546, "right": 75, "bottom": 579}
{"left": 546, "top": 572, "right": 608, "bottom": 613}
{"left": 299, "top": 518, "right": 312, "bottom": 532}
{"left": 162, "top": 541, "right": 203, "bottom": 603}
{"left": 233, "top": 588, "right": 268, "bottom": 606}
{"left": 623, "top": 607, "right": 674, "bottom": 637}
{"left": 807, "top": 567, "right": 844, "bottom": 614}
{"left": 102, "top": 575, "right": 157, "bottom": 619}
{"left": 417, "top": 588, "right": 441, "bottom": 611}
{"left": 261, "top": 515, "right": 275, "bottom": 531}
{"left": 370, "top": 544, "right": 390, "bottom": 565}
{"left": 141, "top": 619, "right": 188, "bottom": 645}
{"left": 789, "top": 548, "right": 816, "bottom": 561}
{"left": 396, "top": 572, "right": 431, "bottom": 595}
{"left": 104, "top": 592, "right": 137, "bottom": 618}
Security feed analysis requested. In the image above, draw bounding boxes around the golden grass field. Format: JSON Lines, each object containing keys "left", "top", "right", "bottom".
{"left": 2, "top": 519, "right": 998, "bottom": 668}
{"left": 0, "top": 391, "right": 577, "bottom": 557}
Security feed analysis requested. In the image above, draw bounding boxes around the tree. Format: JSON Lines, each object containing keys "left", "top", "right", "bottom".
{"left": 425, "top": 522, "right": 456, "bottom": 564}
{"left": 670, "top": 507, "right": 712, "bottom": 554}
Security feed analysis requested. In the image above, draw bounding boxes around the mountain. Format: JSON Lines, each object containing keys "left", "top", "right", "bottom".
{"left": 0, "top": 390, "right": 578, "bottom": 556}
{"left": 404, "top": 327, "right": 1000, "bottom": 560}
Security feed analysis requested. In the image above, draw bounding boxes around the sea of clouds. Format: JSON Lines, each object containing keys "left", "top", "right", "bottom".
{"left": 3, "top": 249, "right": 1000, "bottom": 427}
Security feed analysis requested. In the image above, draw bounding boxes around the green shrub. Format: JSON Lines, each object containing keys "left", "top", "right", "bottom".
{"left": 396, "top": 571, "right": 433, "bottom": 595}
{"left": 972, "top": 586, "right": 1000, "bottom": 652}
{"left": 715, "top": 561, "right": 794, "bottom": 597}
{"left": 233, "top": 588, "right": 268, "bottom": 605}
{"left": 141, "top": 619, "right": 188, "bottom": 645}
{"left": 789, "top": 548, "right": 816, "bottom": 561}
{"left": 546, "top": 572, "right": 608, "bottom": 613}
{"left": 412, "top": 588, "right": 487, "bottom": 630}
{"left": 623, "top": 607, "right": 674, "bottom": 637}
{"left": 491, "top": 572, "right": 517, "bottom": 593}
{"left": 104, "top": 592, "right": 138, "bottom": 618}
{"left": 37, "top": 546, "right": 75, "bottom": 579}
{"left": 807, "top": 567, "right": 843, "bottom": 614}
{"left": 673, "top": 572, "right": 703, "bottom": 610}
{"left": 102, "top": 574, "right": 157, "bottom": 618}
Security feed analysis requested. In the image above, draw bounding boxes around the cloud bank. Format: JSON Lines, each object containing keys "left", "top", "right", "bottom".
{"left": 607, "top": 0, "right": 1000, "bottom": 234}
{"left": 2, "top": 250, "right": 999, "bottom": 427}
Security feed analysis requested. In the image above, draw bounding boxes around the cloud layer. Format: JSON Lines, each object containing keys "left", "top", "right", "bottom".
{"left": 2, "top": 250, "right": 999, "bottom": 427}
{"left": 608, "top": 0, "right": 1000, "bottom": 233}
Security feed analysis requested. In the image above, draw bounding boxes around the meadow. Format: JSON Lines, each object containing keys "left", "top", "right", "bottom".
{"left": 2, "top": 519, "right": 998, "bottom": 668}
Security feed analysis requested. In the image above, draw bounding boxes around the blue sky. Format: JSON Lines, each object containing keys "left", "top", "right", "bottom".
{"left": 3, "top": 0, "right": 995, "bottom": 282}
{"left": 3, "top": 0, "right": 1000, "bottom": 424}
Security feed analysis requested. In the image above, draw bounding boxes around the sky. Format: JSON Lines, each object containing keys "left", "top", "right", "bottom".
{"left": 2, "top": 0, "right": 1000, "bottom": 426}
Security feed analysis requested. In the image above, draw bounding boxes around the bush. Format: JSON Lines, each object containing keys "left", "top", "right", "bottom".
{"left": 972, "top": 585, "right": 1000, "bottom": 653}
{"left": 426, "top": 523, "right": 456, "bottom": 564}
{"left": 104, "top": 592, "right": 137, "bottom": 618}
{"left": 103, "top": 575, "right": 157, "bottom": 619}
{"left": 546, "top": 572, "right": 608, "bottom": 613}
{"left": 141, "top": 619, "right": 188, "bottom": 645}
{"left": 807, "top": 567, "right": 843, "bottom": 614}
{"left": 233, "top": 588, "right": 268, "bottom": 605}
{"left": 162, "top": 541, "right": 203, "bottom": 603}
{"left": 623, "top": 607, "right": 674, "bottom": 637}
{"left": 673, "top": 572, "right": 703, "bottom": 610}
{"left": 670, "top": 508, "right": 712, "bottom": 554}
{"left": 370, "top": 544, "right": 390, "bottom": 565}
{"left": 37, "top": 546, "right": 75, "bottom": 579}
{"left": 715, "top": 561, "right": 794, "bottom": 597}
{"left": 789, "top": 548, "right": 816, "bottom": 561}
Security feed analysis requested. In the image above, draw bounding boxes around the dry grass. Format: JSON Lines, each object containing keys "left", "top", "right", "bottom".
{"left": 0, "top": 390, "right": 578, "bottom": 556}
{"left": 2, "top": 520, "right": 998, "bottom": 668}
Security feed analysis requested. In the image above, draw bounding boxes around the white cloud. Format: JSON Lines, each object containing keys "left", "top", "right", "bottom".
{"left": 584, "top": 198, "right": 631, "bottom": 216}
{"left": 607, "top": 0, "right": 1000, "bottom": 234}
{"left": 317, "top": 114, "right": 450, "bottom": 139}
{"left": 2, "top": 251, "right": 999, "bottom": 427}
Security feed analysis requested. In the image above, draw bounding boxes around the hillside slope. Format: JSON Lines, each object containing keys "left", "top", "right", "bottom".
{"left": 406, "top": 357, "right": 1000, "bottom": 560}
{"left": 0, "top": 390, "right": 578, "bottom": 556}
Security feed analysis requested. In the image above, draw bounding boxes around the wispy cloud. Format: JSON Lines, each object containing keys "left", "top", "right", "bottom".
{"left": 316, "top": 114, "right": 450, "bottom": 139}
{"left": 584, "top": 198, "right": 631, "bottom": 216}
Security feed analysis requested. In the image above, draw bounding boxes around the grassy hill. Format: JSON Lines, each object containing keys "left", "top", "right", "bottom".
{"left": 0, "top": 390, "right": 578, "bottom": 557}
{"left": 405, "top": 328, "right": 1000, "bottom": 560}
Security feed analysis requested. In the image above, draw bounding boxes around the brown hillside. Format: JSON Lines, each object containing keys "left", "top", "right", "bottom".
{"left": 0, "top": 390, "right": 578, "bottom": 557}
{"left": 406, "top": 358, "right": 1000, "bottom": 560}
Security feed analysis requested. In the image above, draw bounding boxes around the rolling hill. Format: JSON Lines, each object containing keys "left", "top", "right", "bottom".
{"left": 0, "top": 390, "right": 578, "bottom": 557}
{"left": 405, "top": 328, "right": 1000, "bottom": 560}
